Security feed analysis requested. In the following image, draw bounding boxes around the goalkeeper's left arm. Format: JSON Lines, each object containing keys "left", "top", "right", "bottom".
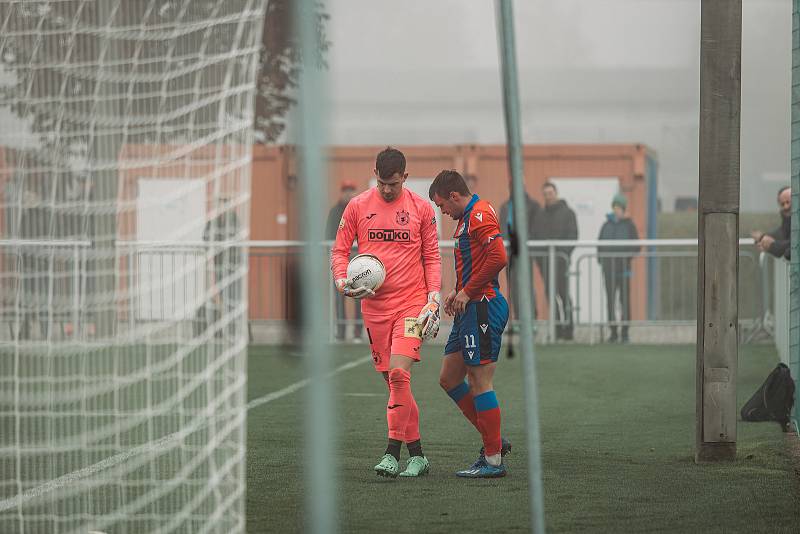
{"left": 417, "top": 204, "right": 442, "bottom": 339}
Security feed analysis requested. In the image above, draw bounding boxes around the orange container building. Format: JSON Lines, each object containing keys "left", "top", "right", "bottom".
{"left": 250, "top": 143, "right": 657, "bottom": 323}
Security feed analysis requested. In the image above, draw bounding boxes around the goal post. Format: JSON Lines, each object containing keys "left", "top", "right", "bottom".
{"left": 0, "top": 2, "right": 265, "bottom": 532}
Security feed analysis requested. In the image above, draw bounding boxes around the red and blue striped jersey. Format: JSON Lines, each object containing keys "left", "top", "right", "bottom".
{"left": 453, "top": 195, "right": 506, "bottom": 300}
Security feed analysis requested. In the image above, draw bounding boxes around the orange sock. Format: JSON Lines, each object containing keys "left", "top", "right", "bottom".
{"left": 404, "top": 395, "right": 420, "bottom": 443}
{"left": 387, "top": 368, "right": 413, "bottom": 441}
{"left": 446, "top": 381, "right": 479, "bottom": 430}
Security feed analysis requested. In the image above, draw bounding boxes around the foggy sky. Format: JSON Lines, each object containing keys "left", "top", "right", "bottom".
{"left": 325, "top": 0, "right": 791, "bottom": 213}
{"left": 0, "top": 0, "right": 790, "bottom": 213}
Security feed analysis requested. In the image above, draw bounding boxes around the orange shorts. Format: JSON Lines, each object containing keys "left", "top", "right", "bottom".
{"left": 363, "top": 301, "right": 425, "bottom": 372}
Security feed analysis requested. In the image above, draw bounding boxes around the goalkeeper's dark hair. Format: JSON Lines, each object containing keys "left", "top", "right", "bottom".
{"left": 375, "top": 147, "right": 406, "bottom": 179}
{"left": 428, "top": 169, "right": 471, "bottom": 200}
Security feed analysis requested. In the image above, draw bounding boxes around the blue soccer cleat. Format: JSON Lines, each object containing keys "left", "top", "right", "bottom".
{"left": 455, "top": 457, "right": 507, "bottom": 478}
{"left": 465, "top": 455, "right": 488, "bottom": 471}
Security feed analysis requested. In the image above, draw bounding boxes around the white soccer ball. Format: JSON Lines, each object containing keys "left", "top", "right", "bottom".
{"left": 346, "top": 253, "right": 386, "bottom": 293}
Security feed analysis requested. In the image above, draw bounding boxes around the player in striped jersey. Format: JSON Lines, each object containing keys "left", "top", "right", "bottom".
{"left": 429, "top": 170, "right": 511, "bottom": 478}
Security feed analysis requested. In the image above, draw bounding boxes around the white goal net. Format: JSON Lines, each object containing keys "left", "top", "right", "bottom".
{"left": 0, "top": 1, "right": 264, "bottom": 532}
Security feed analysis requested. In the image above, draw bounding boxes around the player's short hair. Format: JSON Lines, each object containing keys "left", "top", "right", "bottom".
{"left": 542, "top": 181, "right": 557, "bottom": 192}
{"left": 778, "top": 185, "right": 791, "bottom": 198}
{"left": 428, "top": 169, "right": 471, "bottom": 200}
{"left": 375, "top": 147, "right": 406, "bottom": 179}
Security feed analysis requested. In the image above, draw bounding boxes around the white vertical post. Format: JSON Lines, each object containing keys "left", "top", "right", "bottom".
{"left": 495, "top": 1, "right": 546, "bottom": 531}
{"left": 548, "top": 243, "right": 556, "bottom": 343}
{"left": 294, "top": 1, "right": 336, "bottom": 532}
{"left": 73, "top": 245, "right": 80, "bottom": 338}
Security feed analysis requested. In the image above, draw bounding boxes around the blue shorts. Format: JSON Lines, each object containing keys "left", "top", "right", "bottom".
{"left": 444, "top": 294, "right": 509, "bottom": 365}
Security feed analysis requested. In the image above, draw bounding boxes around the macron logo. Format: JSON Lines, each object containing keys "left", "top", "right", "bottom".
{"left": 480, "top": 323, "right": 488, "bottom": 334}
{"left": 474, "top": 212, "right": 483, "bottom": 222}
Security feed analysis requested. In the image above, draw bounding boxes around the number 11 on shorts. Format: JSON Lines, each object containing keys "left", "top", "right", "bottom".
{"left": 464, "top": 334, "right": 476, "bottom": 349}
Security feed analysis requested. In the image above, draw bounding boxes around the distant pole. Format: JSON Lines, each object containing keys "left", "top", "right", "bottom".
{"left": 92, "top": 0, "right": 124, "bottom": 338}
{"left": 696, "top": 0, "right": 741, "bottom": 462}
{"left": 494, "top": 1, "right": 546, "bottom": 532}
{"left": 790, "top": 0, "right": 799, "bottom": 429}
{"left": 294, "top": 0, "right": 336, "bottom": 532}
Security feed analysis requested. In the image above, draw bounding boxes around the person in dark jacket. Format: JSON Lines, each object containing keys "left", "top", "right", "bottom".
{"left": 752, "top": 186, "right": 791, "bottom": 260}
{"left": 499, "top": 190, "right": 541, "bottom": 324}
{"left": 537, "top": 182, "right": 578, "bottom": 340}
{"left": 204, "top": 195, "right": 242, "bottom": 284}
{"left": 598, "top": 194, "right": 639, "bottom": 343}
{"left": 202, "top": 195, "right": 242, "bottom": 338}
{"left": 325, "top": 180, "right": 362, "bottom": 341}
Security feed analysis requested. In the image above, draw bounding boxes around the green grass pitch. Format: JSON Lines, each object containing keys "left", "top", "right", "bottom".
{"left": 246, "top": 343, "right": 800, "bottom": 533}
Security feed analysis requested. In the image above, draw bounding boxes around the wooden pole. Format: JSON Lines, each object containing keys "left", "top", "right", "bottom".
{"left": 696, "top": 0, "right": 742, "bottom": 463}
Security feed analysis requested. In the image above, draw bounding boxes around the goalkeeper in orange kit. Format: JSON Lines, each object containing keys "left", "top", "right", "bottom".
{"left": 331, "top": 147, "right": 441, "bottom": 478}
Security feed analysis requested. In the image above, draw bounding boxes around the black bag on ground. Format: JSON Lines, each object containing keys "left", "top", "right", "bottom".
{"left": 740, "top": 363, "right": 795, "bottom": 431}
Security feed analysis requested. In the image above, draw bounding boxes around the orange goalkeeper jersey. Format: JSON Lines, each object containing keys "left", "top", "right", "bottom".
{"left": 331, "top": 187, "right": 441, "bottom": 315}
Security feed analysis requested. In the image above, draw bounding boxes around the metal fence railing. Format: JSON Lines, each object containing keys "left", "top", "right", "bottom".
{"left": 244, "top": 238, "right": 777, "bottom": 345}
{"left": 0, "top": 238, "right": 784, "bottom": 345}
{"left": 773, "top": 254, "right": 791, "bottom": 364}
{"left": 526, "top": 239, "right": 762, "bottom": 343}
{"left": 0, "top": 240, "right": 87, "bottom": 341}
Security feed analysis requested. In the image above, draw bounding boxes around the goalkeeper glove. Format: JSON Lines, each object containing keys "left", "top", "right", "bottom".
{"left": 335, "top": 278, "right": 375, "bottom": 299}
{"left": 416, "top": 291, "right": 441, "bottom": 340}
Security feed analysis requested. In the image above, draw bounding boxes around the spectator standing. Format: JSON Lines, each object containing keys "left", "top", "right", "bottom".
{"left": 537, "top": 182, "right": 578, "bottom": 340}
{"left": 498, "top": 190, "right": 541, "bottom": 325}
{"left": 325, "top": 180, "right": 363, "bottom": 341}
{"left": 751, "top": 186, "right": 791, "bottom": 260}
{"left": 597, "top": 194, "right": 639, "bottom": 343}
{"left": 202, "top": 194, "right": 242, "bottom": 338}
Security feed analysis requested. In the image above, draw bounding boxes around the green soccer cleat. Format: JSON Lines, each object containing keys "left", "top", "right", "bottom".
{"left": 374, "top": 454, "right": 400, "bottom": 478}
{"left": 399, "top": 455, "right": 429, "bottom": 477}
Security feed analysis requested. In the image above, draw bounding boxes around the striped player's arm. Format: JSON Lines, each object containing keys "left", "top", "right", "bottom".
{"left": 462, "top": 207, "right": 507, "bottom": 300}
{"left": 462, "top": 236, "right": 506, "bottom": 300}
